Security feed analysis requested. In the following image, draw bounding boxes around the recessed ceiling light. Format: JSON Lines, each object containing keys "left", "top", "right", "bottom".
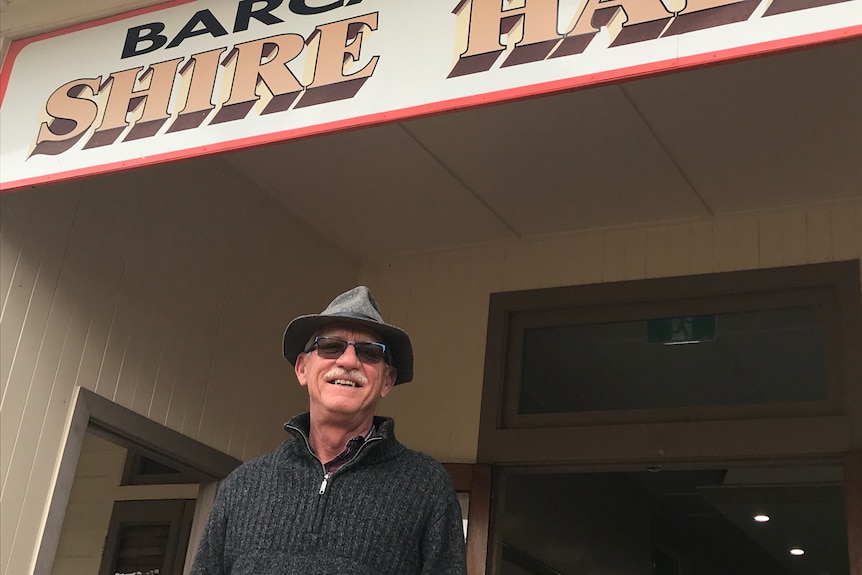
{"left": 753, "top": 514, "right": 770, "bottom": 523}
{"left": 789, "top": 548, "right": 805, "bottom": 556}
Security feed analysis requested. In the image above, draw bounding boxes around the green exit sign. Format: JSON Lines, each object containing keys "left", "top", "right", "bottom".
{"left": 647, "top": 315, "right": 716, "bottom": 345}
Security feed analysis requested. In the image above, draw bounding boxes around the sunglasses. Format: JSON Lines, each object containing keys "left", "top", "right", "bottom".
{"left": 306, "top": 336, "right": 390, "bottom": 365}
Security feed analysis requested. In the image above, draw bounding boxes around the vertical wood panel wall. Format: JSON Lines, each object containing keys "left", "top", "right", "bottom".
{"left": 0, "top": 158, "right": 360, "bottom": 575}
{"left": 361, "top": 201, "right": 862, "bottom": 464}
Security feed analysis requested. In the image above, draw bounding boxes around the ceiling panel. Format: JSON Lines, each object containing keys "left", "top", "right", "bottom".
{"left": 402, "top": 83, "right": 711, "bottom": 236}
{"left": 224, "top": 123, "right": 517, "bottom": 258}
{"left": 622, "top": 40, "right": 862, "bottom": 214}
{"left": 222, "top": 40, "right": 860, "bottom": 259}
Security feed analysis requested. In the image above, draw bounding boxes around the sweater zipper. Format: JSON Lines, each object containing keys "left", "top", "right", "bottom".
{"left": 319, "top": 472, "right": 330, "bottom": 495}
{"left": 286, "top": 424, "right": 382, "bottom": 532}
{"left": 316, "top": 436, "right": 381, "bottom": 495}
{"left": 310, "top": 436, "right": 382, "bottom": 533}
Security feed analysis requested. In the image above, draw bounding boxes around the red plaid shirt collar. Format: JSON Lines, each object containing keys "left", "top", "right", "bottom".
{"left": 323, "top": 423, "right": 375, "bottom": 473}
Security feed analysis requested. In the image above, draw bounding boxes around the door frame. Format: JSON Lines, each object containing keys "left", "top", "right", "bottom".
{"left": 445, "top": 463, "right": 493, "bottom": 575}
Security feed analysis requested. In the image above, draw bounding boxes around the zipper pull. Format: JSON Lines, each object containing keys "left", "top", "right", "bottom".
{"left": 319, "top": 472, "right": 330, "bottom": 495}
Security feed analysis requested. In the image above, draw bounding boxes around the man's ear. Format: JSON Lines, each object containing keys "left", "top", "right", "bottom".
{"left": 295, "top": 353, "right": 309, "bottom": 387}
{"left": 379, "top": 366, "right": 397, "bottom": 399}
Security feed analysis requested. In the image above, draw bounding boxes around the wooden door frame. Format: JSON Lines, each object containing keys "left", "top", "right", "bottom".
{"left": 445, "top": 463, "right": 493, "bottom": 575}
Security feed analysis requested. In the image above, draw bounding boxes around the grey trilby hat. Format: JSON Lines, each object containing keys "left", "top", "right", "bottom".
{"left": 283, "top": 286, "right": 413, "bottom": 384}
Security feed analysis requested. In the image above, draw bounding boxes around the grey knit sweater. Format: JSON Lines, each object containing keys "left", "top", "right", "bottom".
{"left": 189, "top": 413, "right": 467, "bottom": 575}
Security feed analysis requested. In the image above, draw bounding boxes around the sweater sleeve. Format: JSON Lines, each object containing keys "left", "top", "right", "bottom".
{"left": 420, "top": 487, "right": 468, "bottom": 575}
{"left": 189, "top": 481, "right": 230, "bottom": 575}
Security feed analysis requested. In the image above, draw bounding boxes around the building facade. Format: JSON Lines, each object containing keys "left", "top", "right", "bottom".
{"left": 2, "top": 1, "right": 861, "bottom": 574}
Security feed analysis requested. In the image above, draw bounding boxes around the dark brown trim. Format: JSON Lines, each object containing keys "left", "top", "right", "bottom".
{"left": 836, "top": 266, "right": 862, "bottom": 445}
{"left": 466, "top": 464, "right": 492, "bottom": 575}
{"left": 846, "top": 450, "right": 862, "bottom": 575}
{"left": 443, "top": 463, "right": 493, "bottom": 575}
{"left": 481, "top": 416, "right": 852, "bottom": 465}
{"left": 84, "top": 388, "right": 241, "bottom": 480}
{"left": 485, "top": 261, "right": 859, "bottom": 311}
{"left": 444, "top": 463, "right": 475, "bottom": 493}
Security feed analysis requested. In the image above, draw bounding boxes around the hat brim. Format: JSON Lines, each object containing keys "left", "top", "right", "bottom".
{"left": 283, "top": 314, "right": 414, "bottom": 385}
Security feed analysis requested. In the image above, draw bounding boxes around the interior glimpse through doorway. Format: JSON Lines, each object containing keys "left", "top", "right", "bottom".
{"left": 491, "top": 462, "right": 849, "bottom": 575}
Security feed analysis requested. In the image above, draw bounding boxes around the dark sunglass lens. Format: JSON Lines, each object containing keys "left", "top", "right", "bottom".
{"left": 316, "top": 339, "right": 347, "bottom": 358}
{"left": 355, "top": 343, "right": 386, "bottom": 363}
{"left": 313, "top": 338, "right": 387, "bottom": 363}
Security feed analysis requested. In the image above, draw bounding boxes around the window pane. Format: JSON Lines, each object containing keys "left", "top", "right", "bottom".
{"left": 519, "top": 306, "right": 828, "bottom": 414}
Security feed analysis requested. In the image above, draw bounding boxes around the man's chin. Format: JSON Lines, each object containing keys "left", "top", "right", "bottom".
{"left": 317, "top": 396, "right": 366, "bottom": 414}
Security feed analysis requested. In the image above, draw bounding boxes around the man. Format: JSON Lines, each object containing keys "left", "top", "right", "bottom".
{"left": 190, "top": 286, "right": 468, "bottom": 575}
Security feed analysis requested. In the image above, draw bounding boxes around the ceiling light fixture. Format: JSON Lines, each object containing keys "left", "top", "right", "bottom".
{"left": 753, "top": 514, "right": 770, "bottom": 523}
{"left": 789, "top": 548, "right": 805, "bottom": 556}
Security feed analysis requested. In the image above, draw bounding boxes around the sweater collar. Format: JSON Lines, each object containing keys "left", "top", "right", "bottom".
{"left": 283, "top": 412, "right": 395, "bottom": 438}
{"left": 283, "top": 412, "right": 400, "bottom": 462}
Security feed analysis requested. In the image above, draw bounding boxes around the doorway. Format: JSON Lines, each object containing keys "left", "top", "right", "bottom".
{"left": 491, "top": 462, "right": 849, "bottom": 575}
{"left": 50, "top": 432, "right": 199, "bottom": 575}
{"left": 35, "top": 387, "right": 240, "bottom": 575}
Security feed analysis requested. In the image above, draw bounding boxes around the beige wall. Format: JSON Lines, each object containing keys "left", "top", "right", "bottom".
{"left": 1, "top": 0, "right": 165, "bottom": 66}
{"left": 0, "top": 157, "right": 360, "bottom": 575}
{"left": 361, "top": 201, "right": 862, "bottom": 461}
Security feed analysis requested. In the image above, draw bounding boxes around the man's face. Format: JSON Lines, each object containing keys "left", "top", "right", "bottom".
{"left": 295, "top": 325, "right": 397, "bottom": 423}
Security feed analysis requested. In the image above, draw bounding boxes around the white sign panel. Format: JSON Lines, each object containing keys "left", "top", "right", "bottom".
{"left": 1, "top": 0, "right": 860, "bottom": 191}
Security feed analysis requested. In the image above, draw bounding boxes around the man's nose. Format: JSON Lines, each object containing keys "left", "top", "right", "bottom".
{"left": 336, "top": 343, "right": 362, "bottom": 367}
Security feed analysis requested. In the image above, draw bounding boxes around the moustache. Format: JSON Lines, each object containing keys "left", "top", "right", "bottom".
{"left": 323, "top": 366, "right": 368, "bottom": 386}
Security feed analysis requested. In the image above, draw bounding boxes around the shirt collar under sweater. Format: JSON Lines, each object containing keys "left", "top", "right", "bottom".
{"left": 323, "top": 423, "right": 374, "bottom": 472}
{"left": 282, "top": 412, "right": 403, "bottom": 468}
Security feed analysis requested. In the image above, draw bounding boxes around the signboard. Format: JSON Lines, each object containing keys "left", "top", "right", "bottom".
{"left": 1, "top": 0, "right": 860, "bottom": 191}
